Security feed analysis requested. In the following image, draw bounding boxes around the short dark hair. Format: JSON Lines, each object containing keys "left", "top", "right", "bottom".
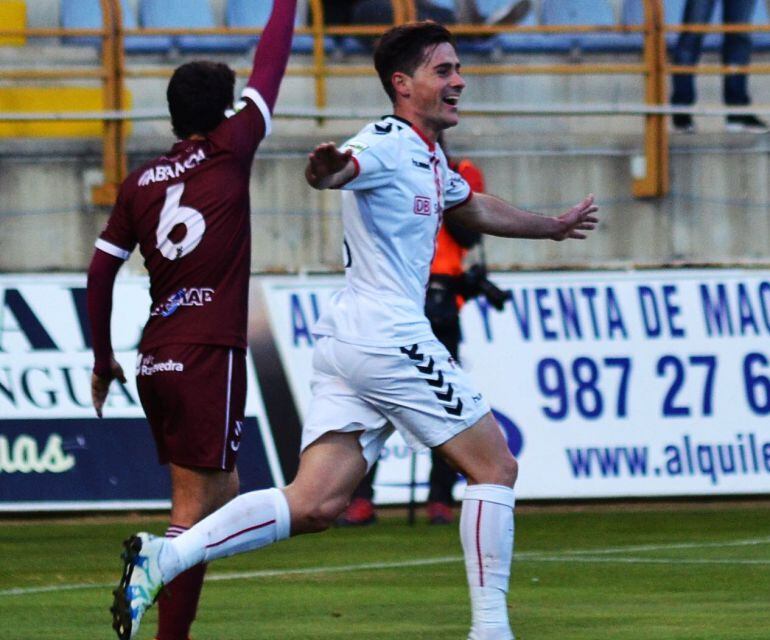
{"left": 167, "top": 61, "right": 236, "bottom": 139}
{"left": 373, "top": 21, "right": 456, "bottom": 103}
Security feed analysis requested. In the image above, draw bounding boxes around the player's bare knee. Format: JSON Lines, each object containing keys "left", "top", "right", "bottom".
{"left": 288, "top": 490, "right": 347, "bottom": 533}
{"left": 302, "top": 498, "right": 346, "bottom": 533}
{"left": 487, "top": 455, "right": 517, "bottom": 487}
{"left": 503, "top": 455, "right": 519, "bottom": 487}
{"left": 466, "top": 452, "right": 518, "bottom": 487}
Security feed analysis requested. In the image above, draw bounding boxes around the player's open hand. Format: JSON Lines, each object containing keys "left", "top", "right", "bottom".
{"left": 553, "top": 194, "right": 599, "bottom": 241}
{"left": 91, "top": 356, "right": 127, "bottom": 418}
{"left": 305, "top": 142, "right": 354, "bottom": 189}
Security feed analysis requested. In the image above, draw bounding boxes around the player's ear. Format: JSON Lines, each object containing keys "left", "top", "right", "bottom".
{"left": 391, "top": 71, "right": 411, "bottom": 99}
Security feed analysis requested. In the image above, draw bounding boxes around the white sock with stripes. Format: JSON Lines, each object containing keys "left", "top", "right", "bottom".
{"left": 157, "top": 488, "right": 291, "bottom": 582}
{"left": 460, "top": 484, "right": 515, "bottom": 640}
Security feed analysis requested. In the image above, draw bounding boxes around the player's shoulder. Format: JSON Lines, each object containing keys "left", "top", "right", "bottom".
{"left": 341, "top": 117, "right": 410, "bottom": 157}
{"left": 126, "top": 156, "right": 161, "bottom": 186}
{"left": 118, "top": 157, "right": 161, "bottom": 201}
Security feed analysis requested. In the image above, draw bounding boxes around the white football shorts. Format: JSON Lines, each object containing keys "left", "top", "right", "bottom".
{"left": 302, "top": 336, "right": 491, "bottom": 469}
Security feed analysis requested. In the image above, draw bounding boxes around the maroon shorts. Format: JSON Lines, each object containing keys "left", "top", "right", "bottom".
{"left": 136, "top": 344, "right": 246, "bottom": 471}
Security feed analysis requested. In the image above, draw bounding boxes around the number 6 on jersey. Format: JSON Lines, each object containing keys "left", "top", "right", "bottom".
{"left": 156, "top": 183, "right": 206, "bottom": 260}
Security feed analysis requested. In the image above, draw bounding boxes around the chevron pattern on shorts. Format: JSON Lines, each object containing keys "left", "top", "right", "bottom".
{"left": 400, "top": 344, "right": 463, "bottom": 416}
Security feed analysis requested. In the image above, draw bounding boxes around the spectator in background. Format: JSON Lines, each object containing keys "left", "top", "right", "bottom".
{"left": 319, "top": 0, "right": 531, "bottom": 28}
{"left": 672, "top": 0, "right": 768, "bottom": 133}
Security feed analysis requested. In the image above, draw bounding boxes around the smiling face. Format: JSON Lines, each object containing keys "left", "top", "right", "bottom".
{"left": 391, "top": 42, "right": 466, "bottom": 142}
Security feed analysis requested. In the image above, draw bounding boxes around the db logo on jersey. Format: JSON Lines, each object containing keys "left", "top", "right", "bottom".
{"left": 413, "top": 196, "right": 433, "bottom": 216}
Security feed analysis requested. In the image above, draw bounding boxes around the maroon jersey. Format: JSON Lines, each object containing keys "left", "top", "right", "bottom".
{"left": 97, "top": 90, "right": 270, "bottom": 351}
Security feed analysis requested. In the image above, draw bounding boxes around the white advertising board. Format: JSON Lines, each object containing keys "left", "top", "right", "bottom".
{"left": 0, "top": 274, "right": 280, "bottom": 511}
{"left": 262, "top": 270, "right": 770, "bottom": 500}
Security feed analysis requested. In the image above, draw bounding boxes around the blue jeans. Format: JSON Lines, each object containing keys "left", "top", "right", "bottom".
{"left": 671, "top": 0, "right": 757, "bottom": 106}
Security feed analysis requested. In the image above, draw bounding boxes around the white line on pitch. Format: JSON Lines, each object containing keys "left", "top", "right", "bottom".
{"left": 525, "top": 555, "right": 770, "bottom": 566}
{"left": 551, "top": 536, "right": 770, "bottom": 556}
{"left": 2, "top": 537, "right": 769, "bottom": 598}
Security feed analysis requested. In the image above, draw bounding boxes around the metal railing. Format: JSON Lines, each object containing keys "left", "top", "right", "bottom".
{"left": 0, "top": 0, "right": 768, "bottom": 203}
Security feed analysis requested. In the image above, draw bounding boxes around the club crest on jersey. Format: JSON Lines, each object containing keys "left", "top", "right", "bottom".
{"left": 342, "top": 141, "right": 368, "bottom": 156}
{"left": 151, "top": 287, "right": 215, "bottom": 317}
{"left": 413, "top": 196, "right": 433, "bottom": 216}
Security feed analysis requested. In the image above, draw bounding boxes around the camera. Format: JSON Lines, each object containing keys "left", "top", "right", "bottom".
{"left": 459, "top": 264, "right": 512, "bottom": 311}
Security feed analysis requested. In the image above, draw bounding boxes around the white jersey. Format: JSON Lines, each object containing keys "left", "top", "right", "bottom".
{"left": 312, "top": 116, "right": 473, "bottom": 347}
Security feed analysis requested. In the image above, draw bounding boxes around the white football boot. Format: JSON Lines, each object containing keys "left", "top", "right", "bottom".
{"left": 111, "top": 532, "right": 165, "bottom": 639}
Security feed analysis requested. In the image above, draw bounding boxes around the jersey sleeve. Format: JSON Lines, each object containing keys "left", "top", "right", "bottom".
{"left": 338, "top": 131, "right": 400, "bottom": 191}
{"left": 96, "top": 183, "right": 136, "bottom": 260}
{"left": 444, "top": 166, "right": 473, "bottom": 210}
{"left": 212, "top": 87, "right": 270, "bottom": 163}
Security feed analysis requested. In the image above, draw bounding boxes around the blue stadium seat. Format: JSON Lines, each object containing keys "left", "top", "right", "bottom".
{"left": 226, "top": 0, "right": 329, "bottom": 54}
{"left": 495, "top": 2, "right": 569, "bottom": 54}
{"left": 752, "top": 0, "right": 770, "bottom": 52}
{"left": 224, "top": 0, "right": 266, "bottom": 51}
{"left": 618, "top": 0, "right": 644, "bottom": 50}
{"left": 540, "top": 0, "right": 638, "bottom": 53}
{"left": 61, "top": 0, "right": 170, "bottom": 53}
{"left": 140, "top": 0, "right": 245, "bottom": 53}
{"left": 438, "top": 0, "right": 497, "bottom": 55}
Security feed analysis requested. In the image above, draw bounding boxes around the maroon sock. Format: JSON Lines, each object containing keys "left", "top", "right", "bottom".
{"left": 156, "top": 525, "right": 207, "bottom": 640}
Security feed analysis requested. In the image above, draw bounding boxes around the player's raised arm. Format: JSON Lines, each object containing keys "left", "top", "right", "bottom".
{"left": 305, "top": 142, "right": 357, "bottom": 190}
{"left": 446, "top": 192, "right": 599, "bottom": 241}
{"left": 246, "top": 0, "right": 297, "bottom": 113}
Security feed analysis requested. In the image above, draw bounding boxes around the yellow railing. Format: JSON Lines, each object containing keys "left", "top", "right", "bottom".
{"left": 0, "top": 0, "right": 769, "bottom": 203}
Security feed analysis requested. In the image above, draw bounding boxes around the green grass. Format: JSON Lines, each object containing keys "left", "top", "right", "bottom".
{"left": 1, "top": 503, "right": 769, "bottom": 639}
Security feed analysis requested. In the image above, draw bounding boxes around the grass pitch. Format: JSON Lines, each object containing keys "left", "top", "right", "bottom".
{"left": 1, "top": 502, "right": 769, "bottom": 639}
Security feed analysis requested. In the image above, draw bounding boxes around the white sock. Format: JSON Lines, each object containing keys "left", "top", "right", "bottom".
{"left": 158, "top": 488, "right": 291, "bottom": 582}
{"left": 460, "top": 484, "right": 515, "bottom": 638}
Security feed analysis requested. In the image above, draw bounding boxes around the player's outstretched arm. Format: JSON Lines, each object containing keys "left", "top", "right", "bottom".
{"left": 446, "top": 192, "right": 598, "bottom": 240}
{"left": 305, "top": 142, "right": 356, "bottom": 190}
{"left": 87, "top": 249, "right": 127, "bottom": 418}
{"left": 246, "top": 0, "right": 297, "bottom": 112}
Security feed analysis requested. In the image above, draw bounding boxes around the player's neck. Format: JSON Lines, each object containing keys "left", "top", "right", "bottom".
{"left": 392, "top": 108, "right": 439, "bottom": 146}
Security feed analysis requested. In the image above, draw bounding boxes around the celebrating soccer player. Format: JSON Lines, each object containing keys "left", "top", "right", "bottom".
{"left": 110, "top": 19, "right": 597, "bottom": 640}
{"left": 87, "top": 2, "right": 297, "bottom": 639}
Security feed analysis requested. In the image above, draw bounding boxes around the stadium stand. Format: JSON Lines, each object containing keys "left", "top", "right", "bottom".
{"left": 221, "top": 0, "right": 261, "bottom": 52}
{"left": 624, "top": 0, "right": 770, "bottom": 52}
{"left": 432, "top": 0, "right": 498, "bottom": 55}
{"left": 4, "top": 0, "right": 770, "bottom": 273}
{"left": 226, "top": 0, "right": 324, "bottom": 54}
{"left": 539, "top": 0, "right": 638, "bottom": 54}
{"left": 60, "top": 0, "right": 169, "bottom": 53}
{"left": 494, "top": 0, "right": 566, "bottom": 53}
{"left": 139, "top": 0, "right": 245, "bottom": 53}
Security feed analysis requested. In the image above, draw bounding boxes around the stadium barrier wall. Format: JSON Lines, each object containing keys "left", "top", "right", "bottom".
{"left": 2, "top": 270, "right": 770, "bottom": 511}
